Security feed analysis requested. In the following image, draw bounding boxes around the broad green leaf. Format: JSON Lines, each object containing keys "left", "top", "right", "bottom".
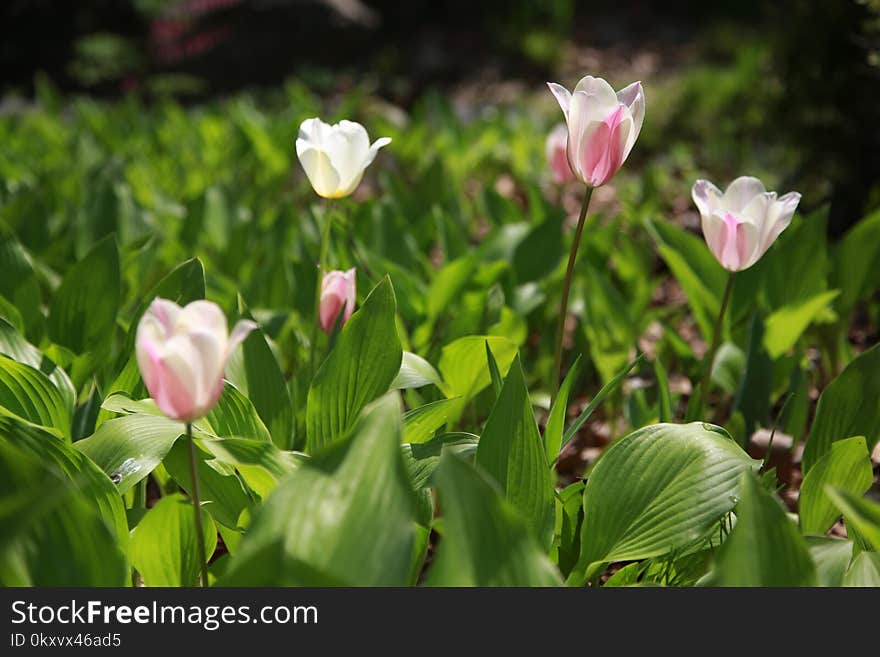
{"left": 0, "top": 223, "right": 42, "bottom": 340}
{"left": 552, "top": 480, "right": 585, "bottom": 577}
{"left": 485, "top": 341, "right": 503, "bottom": 399}
{"left": 763, "top": 290, "right": 839, "bottom": 358}
{"left": 832, "top": 208, "right": 880, "bottom": 315}
{"left": 0, "top": 440, "right": 127, "bottom": 586}
{"left": 545, "top": 355, "right": 581, "bottom": 463}
{"left": 475, "top": 355, "right": 554, "bottom": 546}
{"left": 802, "top": 344, "right": 880, "bottom": 473}
{"left": 571, "top": 422, "right": 759, "bottom": 582}
{"left": 426, "top": 255, "right": 477, "bottom": 321}
{"left": 799, "top": 436, "right": 873, "bottom": 535}
{"left": 163, "top": 438, "right": 253, "bottom": 529}
{"left": 402, "top": 431, "right": 478, "bottom": 489}
{"left": 763, "top": 212, "right": 828, "bottom": 309}
{"left": 130, "top": 493, "right": 217, "bottom": 587}
{"left": 94, "top": 356, "right": 145, "bottom": 429}
{"left": 826, "top": 488, "right": 880, "bottom": 550}
{"left": 806, "top": 536, "right": 853, "bottom": 587}
{"left": 48, "top": 234, "right": 120, "bottom": 353}
{"left": 221, "top": 394, "right": 416, "bottom": 586}
{"left": 426, "top": 454, "right": 562, "bottom": 586}
{"left": 391, "top": 351, "right": 442, "bottom": 390}
{"left": 198, "top": 437, "right": 302, "bottom": 500}
{"left": 654, "top": 358, "right": 673, "bottom": 422}
{"left": 75, "top": 413, "right": 183, "bottom": 494}
{"left": 438, "top": 335, "right": 516, "bottom": 424}
{"left": 0, "top": 317, "right": 76, "bottom": 414}
{"left": 711, "top": 472, "right": 815, "bottom": 586}
{"left": 842, "top": 552, "right": 880, "bottom": 587}
{"left": 307, "top": 277, "right": 402, "bottom": 452}
{"left": 711, "top": 342, "right": 745, "bottom": 395}
{"left": 582, "top": 268, "right": 636, "bottom": 385}
{"left": 0, "top": 354, "right": 71, "bottom": 438}
{"left": 732, "top": 314, "right": 772, "bottom": 438}
{"left": 0, "top": 410, "right": 127, "bottom": 546}
{"left": 402, "top": 398, "right": 458, "bottom": 444}
{"left": 512, "top": 213, "right": 563, "bottom": 283}
{"left": 204, "top": 382, "right": 271, "bottom": 442}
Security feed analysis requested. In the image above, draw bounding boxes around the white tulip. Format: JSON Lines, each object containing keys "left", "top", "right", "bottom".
{"left": 295, "top": 118, "right": 391, "bottom": 199}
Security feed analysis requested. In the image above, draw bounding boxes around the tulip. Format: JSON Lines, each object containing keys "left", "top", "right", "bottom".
{"left": 296, "top": 117, "right": 391, "bottom": 199}
{"left": 319, "top": 268, "right": 356, "bottom": 334}
{"left": 547, "top": 76, "right": 645, "bottom": 188}
{"left": 692, "top": 176, "right": 802, "bottom": 272}
{"left": 546, "top": 123, "right": 575, "bottom": 184}
{"left": 136, "top": 298, "right": 257, "bottom": 422}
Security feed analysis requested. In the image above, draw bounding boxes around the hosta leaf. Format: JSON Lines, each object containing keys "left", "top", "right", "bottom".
{"left": 426, "top": 454, "right": 562, "bottom": 586}
{"left": 48, "top": 234, "right": 120, "bottom": 353}
{"left": 763, "top": 290, "right": 839, "bottom": 358}
{"left": 0, "top": 223, "right": 42, "bottom": 340}
{"left": 806, "top": 536, "right": 853, "bottom": 587}
{"left": 402, "top": 431, "right": 478, "bottom": 489}
{"left": 402, "top": 398, "right": 458, "bottom": 444}
{"left": 710, "top": 472, "right": 815, "bottom": 586}
{"left": 391, "top": 351, "right": 442, "bottom": 390}
{"left": 0, "top": 354, "right": 71, "bottom": 438}
{"left": 438, "top": 335, "right": 517, "bottom": 425}
{"left": 204, "top": 382, "right": 271, "bottom": 442}
{"left": 130, "top": 493, "right": 217, "bottom": 587}
{"left": 802, "top": 344, "right": 880, "bottom": 473}
{"left": 75, "top": 413, "right": 183, "bottom": 494}
{"left": 221, "top": 394, "right": 416, "bottom": 586}
{"left": 475, "top": 354, "right": 554, "bottom": 547}
{"left": 799, "top": 436, "right": 873, "bottom": 535}
{"left": 307, "top": 277, "right": 402, "bottom": 452}
{"left": 842, "top": 552, "right": 880, "bottom": 587}
{"left": 826, "top": 488, "right": 880, "bottom": 550}
{"left": 571, "top": 422, "right": 759, "bottom": 582}
{"left": 545, "top": 355, "right": 581, "bottom": 463}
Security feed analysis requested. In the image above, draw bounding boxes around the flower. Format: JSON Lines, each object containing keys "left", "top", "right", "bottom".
{"left": 135, "top": 298, "right": 257, "bottom": 422}
{"left": 692, "top": 176, "right": 802, "bottom": 272}
{"left": 546, "top": 123, "right": 575, "bottom": 184}
{"left": 295, "top": 118, "right": 391, "bottom": 199}
{"left": 547, "top": 76, "right": 645, "bottom": 187}
{"left": 319, "top": 268, "right": 356, "bottom": 334}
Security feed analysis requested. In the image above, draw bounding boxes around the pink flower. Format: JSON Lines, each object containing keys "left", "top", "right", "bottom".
{"left": 692, "top": 176, "right": 802, "bottom": 272}
{"left": 547, "top": 76, "right": 645, "bottom": 188}
{"left": 135, "top": 298, "right": 257, "bottom": 422}
{"left": 546, "top": 123, "right": 575, "bottom": 184}
{"left": 319, "top": 268, "right": 356, "bottom": 334}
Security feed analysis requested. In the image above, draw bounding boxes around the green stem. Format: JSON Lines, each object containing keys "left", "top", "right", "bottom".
{"left": 551, "top": 185, "right": 593, "bottom": 405}
{"left": 186, "top": 422, "right": 208, "bottom": 587}
{"left": 700, "top": 272, "right": 735, "bottom": 406}
{"left": 309, "top": 199, "right": 334, "bottom": 380}
{"left": 133, "top": 478, "right": 147, "bottom": 508}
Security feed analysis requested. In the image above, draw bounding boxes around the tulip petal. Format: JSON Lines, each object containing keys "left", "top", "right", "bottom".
{"left": 573, "top": 75, "right": 619, "bottom": 110}
{"left": 144, "top": 298, "right": 181, "bottom": 336}
{"left": 616, "top": 81, "right": 645, "bottom": 160}
{"left": 692, "top": 179, "right": 724, "bottom": 219}
{"left": 760, "top": 191, "right": 801, "bottom": 254}
{"left": 722, "top": 176, "right": 766, "bottom": 213}
{"left": 298, "top": 147, "right": 342, "bottom": 199}
{"left": 547, "top": 82, "right": 572, "bottom": 119}
{"left": 227, "top": 319, "right": 258, "bottom": 356}
{"left": 366, "top": 137, "right": 392, "bottom": 166}
{"left": 178, "top": 300, "right": 227, "bottom": 345}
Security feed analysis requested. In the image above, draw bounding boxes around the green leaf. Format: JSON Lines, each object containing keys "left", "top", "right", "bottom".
{"left": 198, "top": 437, "right": 302, "bottom": 500}
{"left": 221, "top": 394, "right": 417, "bottom": 586}
{"left": 485, "top": 341, "right": 503, "bottom": 399}
{"left": 0, "top": 223, "right": 42, "bottom": 340}
{"left": 832, "top": 208, "right": 880, "bottom": 315}
{"left": 571, "top": 422, "right": 759, "bottom": 582}
{"left": 545, "top": 355, "right": 581, "bottom": 463}
{"left": 426, "top": 255, "right": 477, "bottom": 321}
{"left": 763, "top": 290, "right": 839, "bottom": 358}
{"left": 711, "top": 471, "right": 815, "bottom": 586}
{"left": 130, "top": 493, "right": 217, "bottom": 587}
{"left": 0, "top": 440, "right": 127, "bottom": 586}
{"left": 426, "top": 454, "right": 562, "bottom": 586}
{"left": 48, "top": 234, "right": 120, "bottom": 353}
{"left": 732, "top": 314, "right": 772, "bottom": 438}
{"left": 475, "top": 355, "right": 554, "bottom": 546}
{"left": 75, "top": 413, "right": 183, "bottom": 494}
{"left": 552, "top": 480, "right": 585, "bottom": 577}
{"left": 799, "top": 436, "right": 873, "bottom": 535}
{"left": 826, "top": 488, "right": 880, "bottom": 550}
{"left": 0, "top": 354, "right": 71, "bottom": 438}
{"left": 438, "top": 335, "right": 517, "bottom": 424}
{"left": 391, "top": 351, "right": 442, "bottom": 390}
{"left": 0, "top": 317, "right": 76, "bottom": 414}
{"left": 802, "top": 344, "right": 880, "bottom": 473}
{"left": 842, "top": 552, "right": 880, "bottom": 587}
{"left": 654, "top": 358, "right": 673, "bottom": 422}
{"left": 204, "top": 382, "right": 271, "bottom": 442}
{"left": 806, "top": 536, "right": 853, "bottom": 587}
{"left": 402, "top": 398, "right": 458, "bottom": 444}
{"left": 561, "top": 354, "right": 643, "bottom": 451}
{"left": 402, "top": 431, "right": 478, "bottom": 489}
{"left": 306, "top": 277, "right": 402, "bottom": 452}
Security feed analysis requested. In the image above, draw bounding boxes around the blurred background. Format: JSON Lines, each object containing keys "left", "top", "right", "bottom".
{"left": 2, "top": 0, "right": 879, "bottom": 233}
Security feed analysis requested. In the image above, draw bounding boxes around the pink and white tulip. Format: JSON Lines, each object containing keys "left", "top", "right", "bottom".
{"left": 319, "top": 268, "right": 356, "bottom": 334}
{"left": 547, "top": 76, "right": 645, "bottom": 188}
{"left": 546, "top": 123, "right": 575, "bottom": 184}
{"left": 296, "top": 118, "right": 391, "bottom": 199}
{"left": 692, "top": 176, "right": 801, "bottom": 272}
{"left": 136, "top": 299, "right": 257, "bottom": 422}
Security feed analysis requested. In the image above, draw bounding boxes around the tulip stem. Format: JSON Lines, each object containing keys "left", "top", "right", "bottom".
{"left": 700, "top": 272, "right": 735, "bottom": 408}
{"left": 551, "top": 185, "right": 593, "bottom": 404}
{"left": 309, "top": 199, "right": 334, "bottom": 380}
{"left": 186, "top": 422, "right": 209, "bottom": 587}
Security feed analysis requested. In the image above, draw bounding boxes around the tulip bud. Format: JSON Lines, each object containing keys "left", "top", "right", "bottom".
{"left": 295, "top": 118, "right": 391, "bottom": 199}
{"left": 319, "top": 268, "right": 356, "bottom": 334}
{"left": 692, "top": 176, "right": 802, "bottom": 272}
{"left": 135, "top": 298, "right": 257, "bottom": 422}
{"left": 547, "top": 76, "right": 645, "bottom": 188}
{"left": 546, "top": 123, "right": 575, "bottom": 184}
